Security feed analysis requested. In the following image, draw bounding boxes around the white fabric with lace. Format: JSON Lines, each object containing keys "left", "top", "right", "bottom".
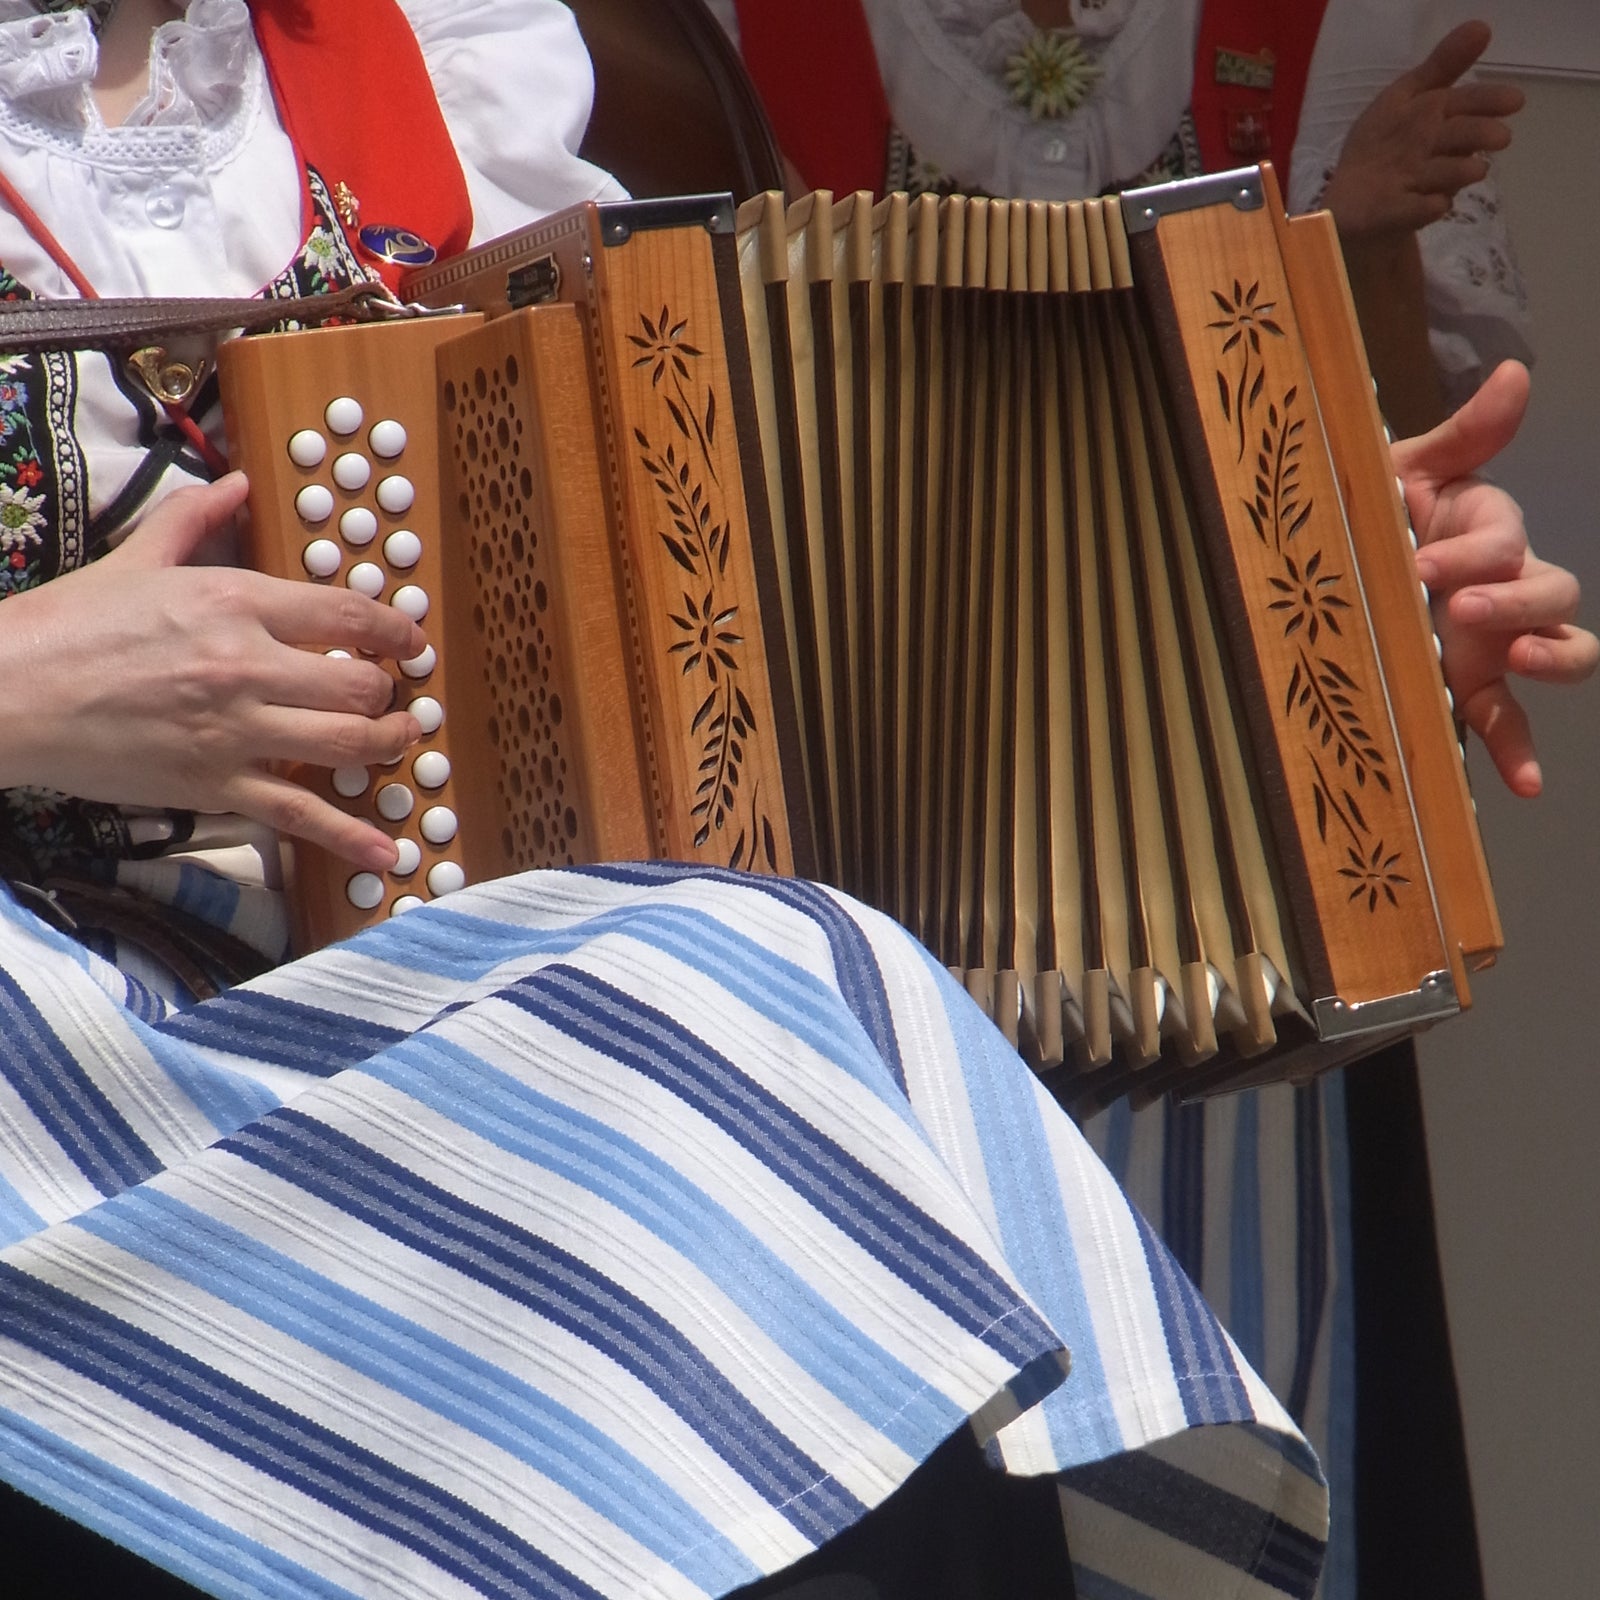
{"left": 705, "top": 0, "right": 1531, "bottom": 403}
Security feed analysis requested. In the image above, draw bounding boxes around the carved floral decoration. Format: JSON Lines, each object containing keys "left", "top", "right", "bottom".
{"left": 629, "top": 307, "right": 780, "bottom": 872}
{"left": 1209, "top": 282, "right": 1408, "bottom": 912}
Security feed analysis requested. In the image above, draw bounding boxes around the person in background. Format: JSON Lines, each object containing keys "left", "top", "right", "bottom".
{"left": 703, "top": 2, "right": 1568, "bottom": 1596}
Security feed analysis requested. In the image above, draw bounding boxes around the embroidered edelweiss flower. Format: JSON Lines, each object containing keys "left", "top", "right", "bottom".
{"left": 0, "top": 482, "right": 46, "bottom": 551}
{"left": 0, "top": 354, "right": 27, "bottom": 378}
{"left": 1004, "top": 29, "right": 1101, "bottom": 120}
{"left": 301, "top": 230, "right": 339, "bottom": 270}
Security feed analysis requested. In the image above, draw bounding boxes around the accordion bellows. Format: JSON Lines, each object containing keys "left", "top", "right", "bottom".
{"left": 221, "top": 165, "right": 1500, "bottom": 1100}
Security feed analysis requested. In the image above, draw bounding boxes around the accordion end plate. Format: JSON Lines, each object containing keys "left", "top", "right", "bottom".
{"left": 1120, "top": 165, "right": 1265, "bottom": 233}
{"left": 1313, "top": 971, "right": 1459, "bottom": 1041}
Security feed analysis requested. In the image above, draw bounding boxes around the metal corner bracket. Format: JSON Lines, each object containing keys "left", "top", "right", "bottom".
{"left": 1121, "top": 167, "right": 1265, "bottom": 234}
{"left": 1313, "top": 970, "right": 1460, "bottom": 1041}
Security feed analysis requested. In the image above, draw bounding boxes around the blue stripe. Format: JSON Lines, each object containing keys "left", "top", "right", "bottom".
{"left": 0, "top": 966, "right": 160, "bottom": 1197}
{"left": 0, "top": 1163, "right": 44, "bottom": 1249}
{"left": 1288, "top": 1084, "right": 1327, "bottom": 1425}
{"left": 1160, "top": 1094, "right": 1205, "bottom": 1283}
{"left": 0, "top": 1262, "right": 609, "bottom": 1600}
{"left": 1130, "top": 1207, "right": 1253, "bottom": 1427}
{"left": 171, "top": 861, "right": 243, "bottom": 930}
{"left": 1321, "top": 1073, "right": 1356, "bottom": 1600}
{"left": 0, "top": 1405, "right": 362, "bottom": 1600}
{"left": 221, "top": 1108, "right": 868, "bottom": 1543}
{"left": 1228, "top": 1089, "right": 1266, "bottom": 1374}
{"left": 358, "top": 1032, "right": 963, "bottom": 1453}
{"left": 505, "top": 963, "right": 1055, "bottom": 1368}
{"left": 155, "top": 989, "right": 406, "bottom": 1074}
{"left": 76, "top": 1192, "right": 761, "bottom": 1595}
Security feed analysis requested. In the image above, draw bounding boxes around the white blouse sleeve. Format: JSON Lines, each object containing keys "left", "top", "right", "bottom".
{"left": 1290, "top": 0, "right": 1532, "bottom": 406}
{"left": 398, "top": 0, "right": 628, "bottom": 241}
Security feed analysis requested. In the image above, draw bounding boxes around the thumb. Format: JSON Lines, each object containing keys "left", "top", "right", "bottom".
{"left": 112, "top": 471, "right": 251, "bottom": 570}
{"left": 1405, "top": 19, "right": 1493, "bottom": 94}
{"left": 1391, "top": 360, "right": 1528, "bottom": 488}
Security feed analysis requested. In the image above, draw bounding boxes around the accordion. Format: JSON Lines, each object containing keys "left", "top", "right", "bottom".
{"left": 217, "top": 164, "right": 1500, "bottom": 1102}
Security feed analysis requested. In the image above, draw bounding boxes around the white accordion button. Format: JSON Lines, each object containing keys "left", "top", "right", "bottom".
{"left": 375, "top": 474, "right": 415, "bottom": 514}
{"left": 384, "top": 530, "right": 423, "bottom": 569}
{"left": 331, "top": 765, "right": 369, "bottom": 798}
{"left": 347, "top": 561, "right": 385, "bottom": 598}
{"left": 390, "top": 837, "right": 422, "bottom": 877}
{"left": 288, "top": 429, "right": 326, "bottom": 468}
{"left": 325, "top": 648, "right": 353, "bottom": 660}
{"left": 346, "top": 872, "right": 385, "bottom": 910}
{"left": 413, "top": 750, "right": 451, "bottom": 789}
{"left": 340, "top": 506, "right": 378, "bottom": 547}
{"left": 391, "top": 895, "right": 425, "bottom": 916}
{"left": 420, "top": 805, "right": 458, "bottom": 845}
{"left": 332, "top": 452, "right": 372, "bottom": 492}
{"left": 325, "top": 396, "right": 364, "bottom": 436}
{"left": 400, "top": 643, "right": 437, "bottom": 679}
{"left": 301, "top": 539, "right": 341, "bottom": 578}
{"left": 369, "top": 419, "right": 408, "bottom": 458}
{"left": 427, "top": 861, "right": 466, "bottom": 897}
{"left": 295, "top": 484, "right": 334, "bottom": 524}
{"left": 391, "top": 584, "right": 429, "bottom": 622}
{"left": 376, "top": 783, "right": 415, "bottom": 821}
{"left": 407, "top": 695, "right": 443, "bottom": 734}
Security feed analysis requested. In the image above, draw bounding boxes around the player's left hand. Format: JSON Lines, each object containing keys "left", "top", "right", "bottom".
{"left": 1393, "top": 360, "right": 1597, "bottom": 796}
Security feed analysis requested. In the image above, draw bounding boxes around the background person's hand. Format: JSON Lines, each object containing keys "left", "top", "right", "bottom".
{"left": 0, "top": 473, "right": 426, "bottom": 868}
{"left": 1393, "top": 362, "right": 1597, "bottom": 797}
{"left": 1321, "top": 20, "right": 1522, "bottom": 241}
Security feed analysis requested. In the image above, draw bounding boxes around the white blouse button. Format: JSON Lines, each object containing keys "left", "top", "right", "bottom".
{"left": 347, "top": 561, "right": 385, "bottom": 598}
{"left": 295, "top": 484, "right": 334, "bottom": 524}
{"left": 325, "top": 396, "right": 364, "bottom": 435}
{"left": 288, "top": 429, "right": 327, "bottom": 468}
{"left": 399, "top": 643, "right": 437, "bottom": 679}
{"left": 332, "top": 452, "right": 372, "bottom": 492}
{"left": 346, "top": 872, "right": 385, "bottom": 910}
{"left": 331, "top": 765, "right": 368, "bottom": 798}
{"left": 384, "top": 530, "right": 423, "bottom": 569}
{"left": 391, "top": 895, "right": 425, "bottom": 916}
{"left": 369, "top": 419, "right": 408, "bottom": 458}
{"left": 301, "top": 539, "right": 341, "bottom": 578}
{"left": 407, "top": 695, "right": 443, "bottom": 734}
{"left": 413, "top": 750, "right": 451, "bottom": 789}
{"left": 420, "top": 805, "right": 458, "bottom": 845}
{"left": 375, "top": 474, "right": 415, "bottom": 514}
{"left": 340, "top": 506, "right": 378, "bottom": 546}
{"left": 391, "top": 584, "right": 429, "bottom": 621}
{"left": 390, "top": 837, "right": 422, "bottom": 876}
{"left": 376, "top": 783, "right": 415, "bottom": 822}
{"left": 145, "top": 184, "right": 186, "bottom": 229}
{"left": 427, "top": 861, "right": 467, "bottom": 897}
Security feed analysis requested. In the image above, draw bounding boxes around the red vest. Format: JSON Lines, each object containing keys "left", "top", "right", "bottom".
{"left": 732, "top": 0, "right": 1332, "bottom": 197}
{"left": 251, "top": 0, "right": 473, "bottom": 286}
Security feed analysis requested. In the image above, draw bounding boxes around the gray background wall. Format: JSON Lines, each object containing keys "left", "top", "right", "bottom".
{"left": 1413, "top": 30, "right": 1599, "bottom": 1600}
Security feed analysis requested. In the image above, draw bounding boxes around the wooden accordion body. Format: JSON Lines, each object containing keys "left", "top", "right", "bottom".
{"left": 218, "top": 165, "right": 1500, "bottom": 1101}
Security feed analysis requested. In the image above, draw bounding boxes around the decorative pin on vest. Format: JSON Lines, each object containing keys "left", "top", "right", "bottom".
{"left": 333, "top": 180, "right": 438, "bottom": 270}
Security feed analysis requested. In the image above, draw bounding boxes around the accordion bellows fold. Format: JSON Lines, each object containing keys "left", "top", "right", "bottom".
{"left": 221, "top": 164, "right": 1500, "bottom": 1103}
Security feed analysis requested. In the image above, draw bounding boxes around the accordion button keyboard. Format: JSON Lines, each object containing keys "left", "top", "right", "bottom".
{"left": 301, "top": 538, "right": 341, "bottom": 578}
{"left": 399, "top": 644, "right": 436, "bottom": 679}
{"left": 406, "top": 695, "right": 443, "bottom": 735}
{"left": 391, "top": 584, "right": 429, "bottom": 622}
{"left": 376, "top": 783, "right": 414, "bottom": 822}
{"left": 295, "top": 484, "right": 334, "bottom": 524}
{"left": 384, "top": 530, "right": 422, "bottom": 569}
{"left": 325, "top": 396, "right": 363, "bottom": 435}
{"left": 375, "top": 474, "right": 415, "bottom": 515}
{"left": 347, "top": 561, "right": 385, "bottom": 598}
{"left": 340, "top": 507, "right": 378, "bottom": 546}
{"left": 369, "top": 419, "right": 407, "bottom": 458}
{"left": 287, "top": 429, "right": 326, "bottom": 468}
{"left": 391, "top": 837, "right": 422, "bottom": 877}
{"left": 426, "top": 861, "right": 465, "bottom": 897}
{"left": 413, "top": 751, "right": 450, "bottom": 790}
{"left": 331, "top": 766, "right": 368, "bottom": 799}
{"left": 332, "top": 452, "right": 372, "bottom": 492}
{"left": 392, "top": 895, "right": 424, "bottom": 916}
{"left": 346, "top": 872, "right": 384, "bottom": 910}
{"left": 419, "top": 805, "right": 457, "bottom": 845}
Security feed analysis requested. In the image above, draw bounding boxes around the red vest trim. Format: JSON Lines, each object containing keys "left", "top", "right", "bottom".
{"left": 251, "top": 0, "right": 474, "bottom": 286}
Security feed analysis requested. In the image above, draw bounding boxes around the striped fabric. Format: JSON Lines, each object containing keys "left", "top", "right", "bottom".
{"left": 0, "top": 862, "right": 1326, "bottom": 1599}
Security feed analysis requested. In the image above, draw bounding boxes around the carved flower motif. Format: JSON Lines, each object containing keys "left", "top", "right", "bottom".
{"left": 1267, "top": 550, "right": 1349, "bottom": 644}
{"left": 1339, "top": 841, "right": 1410, "bottom": 912}
{"left": 1004, "top": 30, "right": 1101, "bottom": 120}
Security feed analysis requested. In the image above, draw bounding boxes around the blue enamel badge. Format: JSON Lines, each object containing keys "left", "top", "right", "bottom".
{"left": 358, "top": 224, "right": 437, "bottom": 267}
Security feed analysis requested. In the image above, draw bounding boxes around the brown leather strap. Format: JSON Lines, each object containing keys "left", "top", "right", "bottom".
{"left": 0, "top": 282, "right": 417, "bottom": 354}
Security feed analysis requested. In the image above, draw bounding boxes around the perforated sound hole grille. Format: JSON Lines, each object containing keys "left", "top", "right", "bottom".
{"left": 448, "top": 358, "right": 580, "bottom": 868}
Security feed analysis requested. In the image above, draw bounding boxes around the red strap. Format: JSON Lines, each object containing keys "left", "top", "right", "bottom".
{"left": 252, "top": 0, "right": 474, "bottom": 285}
{"left": 1190, "top": 0, "right": 1332, "bottom": 174}
{"left": 733, "top": 0, "right": 892, "bottom": 195}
